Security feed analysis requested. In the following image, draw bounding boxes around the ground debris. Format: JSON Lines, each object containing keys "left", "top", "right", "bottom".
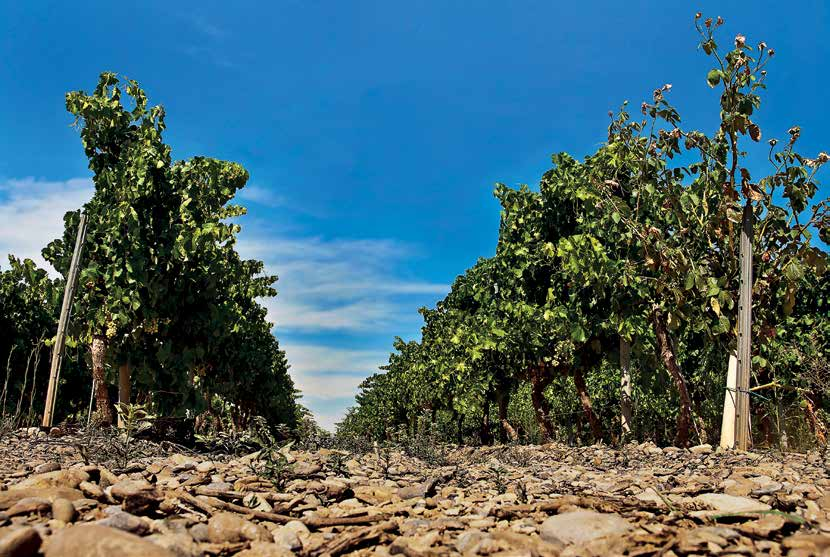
{"left": 1, "top": 430, "right": 829, "bottom": 556}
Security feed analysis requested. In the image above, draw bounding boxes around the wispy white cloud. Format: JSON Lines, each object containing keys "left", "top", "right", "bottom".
{"left": 190, "top": 15, "right": 228, "bottom": 39}
{"left": 181, "top": 14, "right": 236, "bottom": 69}
{"left": 182, "top": 45, "right": 236, "bottom": 69}
{"left": 238, "top": 235, "right": 447, "bottom": 333}
{"left": 237, "top": 185, "right": 287, "bottom": 208}
{"left": 283, "top": 342, "right": 386, "bottom": 376}
{"left": 0, "top": 177, "right": 93, "bottom": 271}
{"left": 263, "top": 298, "right": 400, "bottom": 332}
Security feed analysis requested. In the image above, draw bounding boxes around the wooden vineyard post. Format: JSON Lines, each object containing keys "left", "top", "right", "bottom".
{"left": 42, "top": 213, "right": 88, "bottom": 428}
{"left": 719, "top": 352, "right": 738, "bottom": 448}
{"left": 734, "top": 202, "right": 753, "bottom": 450}
{"left": 87, "top": 379, "right": 96, "bottom": 427}
{"left": 117, "top": 361, "right": 131, "bottom": 428}
{"left": 620, "top": 337, "right": 633, "bottom": 440}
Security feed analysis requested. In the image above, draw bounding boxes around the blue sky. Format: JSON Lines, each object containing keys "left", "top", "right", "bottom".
{"left": 1, "top": 1, "right": 828, "bottom": 429}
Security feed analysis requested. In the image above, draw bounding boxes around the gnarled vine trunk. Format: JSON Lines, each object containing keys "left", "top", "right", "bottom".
{"left": 496, "top": 390, "right": 518, "bottom": 442}
{"left": 91, "top": 334, "right": 113, "bottom": 425}
{"left": 803, "top": 392, "right": 827, "bottom": 446}
{"left": 453, "top": 409, "right": 463, "bottom": 445}
{"left": 652, "top": 308, "right": 692, "bottom": 447}
{"left": 572, "top": 366, "right": 603, "bottom": 441}
{"left": 529, "top": 365, "right": 555, "bottom": 441}
{"left": 480, "top": 397, "right": 492, "bottom": 445}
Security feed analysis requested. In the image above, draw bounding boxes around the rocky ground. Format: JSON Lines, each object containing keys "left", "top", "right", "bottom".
{"left": 1, "top": 429, "right": 830, "bottom": 556}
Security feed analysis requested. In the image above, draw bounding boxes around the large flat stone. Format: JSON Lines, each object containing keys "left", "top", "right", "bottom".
{"left": 540, "top": 510, "right": 633, "bottom": 546}
{"left": 42, "top": 524, "right": 175, "bottom": 557}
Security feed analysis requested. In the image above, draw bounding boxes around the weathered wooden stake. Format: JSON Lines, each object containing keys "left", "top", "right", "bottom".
{"left": 719, "top": 352, "right": 737, "bottom": 448}
{"left": 117, "top": 361, "right": 131, "bottom": 428}
{"left": 620, "top": 338, "right": 632, "bottom": 440}
{"left": 86, "top": 379, "right": 96, "bottom": 427}
{"left": 42, "top": 213, "right": 88, "bottom": 428}
{"left": 735, "top": 202, "right": 753, "bottom": 450}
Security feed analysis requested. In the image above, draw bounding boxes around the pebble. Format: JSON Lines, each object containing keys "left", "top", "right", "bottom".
{"left": 50, "top": 499, "right": 75, "bottom": 523}
{"left": 110, "top": 480, "right": 162, "bottom": 515}
{"left": 207, "top": 512, "right": 272, "bottom": 544}
{"left": 97, "top": 508, "right": 150, "bottom": 535}
{"left": 146, "top": 533, "right": 202, "bottom": 557}
{"left": 270, "top": 526, "right": 301, "bottom": 551}
{"left": 32, "top": 463, "right": 61, "bottom": 475}
{"left": 234, "top": 541, "right": 294, "bottom": 557}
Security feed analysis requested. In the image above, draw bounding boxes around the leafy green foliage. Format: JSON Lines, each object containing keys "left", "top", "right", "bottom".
{"left": 338, "top": 15, "right": 829, "bottom": 448}
{"left": 2, "top": 73, "right": 298, "bottom": 436}
{"left": 0, "top": 257, "right": 84, "bottom": 423}
{"left": 113, "top": 402, "right": 156, "bottom": 467}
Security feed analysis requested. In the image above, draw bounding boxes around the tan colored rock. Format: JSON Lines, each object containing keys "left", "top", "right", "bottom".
{"left": 32, "top": 463, "right": 61, "bottom": 475}
{"left": 147, "top": 533, "right": 203, "bottom": 557}
{"left": 12, "top": 469, "right": 89, "bottom": 491}
{"left": 189, "top": 523, "right": 209, "bottom": 543}
{"left": 50, "top": 499, "right": 76, "bottom": 523}
{"left": 207, "top": 512, "right": 272, "bottom": 544}
{"left": 540, "top": 510, "right": 633, "bottom": 546}
{"left": 169, "top": 454, "right": 198, "bottom": 467}
{"left": 195, "top": 461, "right": 215, "bottom": 473}
{"left": 42, "top": 524, "right": 175, "bottom": 557}
{"left": 291, "top": 460, "right": 321, "bottom": 477}
{"left": 454, "top": 530, "right": 488, "bottom": 553}
{"left": 737, "top": 514, "right": 788, "bottom": 537}
{"left": 78, "top": 481, "right": 104, "bottom": 500}
{"left": 270, "top": 525, "right": 302, "bottom": 551}
{"left": 0, "top": 526, "right": 41, "bottom": 557}
{"left": 677, "top": 526, "right": 739, "bottom": 553}
{"left": 0, "top": 488, "right": 85, "bottom": 512}
{"left": 783, "top": 534, "right": 830, "bottom": 556}
{"left": 398, "top": 477, "right": 439, "bottom": 500}
{"left": 96, "top": 508, "right": 150, "bottom": 535}
{"left": 284, "top": 519, "right": 310, "bottom": 536}
{"left": 110, "top": 479, "right": 162, "bottom": 515}
{"left": 693, "top": 493, "right": 771, "bottom": 513}
{"left": 234, "top": 541, "right": 294, "bottom": 557}
{"left": 353, "top": 485, "right": 397, "bottom": 505}
{"left": 5, "top": 498, "right": 50, "bottom": 517}
{"left": 98, "top": 468, "right": 119, "bottom": 489}
{"left": 321, "top": 479, "right": 351, "bottom": 500}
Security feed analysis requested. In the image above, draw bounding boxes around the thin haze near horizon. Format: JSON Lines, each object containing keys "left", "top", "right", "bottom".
{"left": 1, "top": 0, "right": 828, "bottom": 429}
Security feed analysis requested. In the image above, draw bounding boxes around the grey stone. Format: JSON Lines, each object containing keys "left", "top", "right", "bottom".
{"left": 147, "top": 533, "right": 203, "bottom": 557}
{"left": 270, "top": 525, "right": 302, "bottom": 551}
{"left": 97, "top": 508, "right": 149, "bottom": 535}
{"left": 694, "top": 493, "right": 771, "bottom": 513}
{"left": 540, "top": 510, "right": 633, "bottom": 545}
